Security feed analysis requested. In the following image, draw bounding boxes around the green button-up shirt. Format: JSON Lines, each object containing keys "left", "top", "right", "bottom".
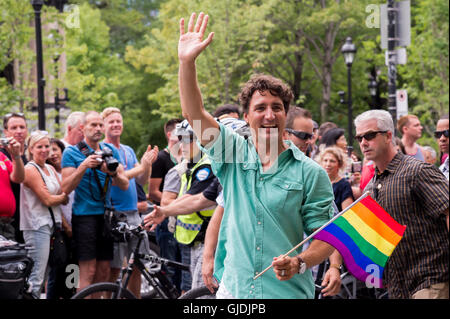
{"left": 200, "top": 124, "right": 334, "bottom": 299}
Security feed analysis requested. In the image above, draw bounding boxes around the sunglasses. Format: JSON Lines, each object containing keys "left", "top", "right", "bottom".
{"left": 434, "top": 129, "right": 449, "bottom": 139}
{"left": 355, "top": 131, "right": 387, "bottom": 143}
{"left": 285, "top": 128, "right": 313, "bottom": 140}
{"left": 177, "top": 134, "right": 195, "bottom": 144}
{"left": 3, "top": 112, "right": 26, "bottom": 128}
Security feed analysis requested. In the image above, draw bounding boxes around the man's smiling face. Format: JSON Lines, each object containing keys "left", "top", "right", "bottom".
{"left": 244, "top": 90, "right": 286, "bottom": 147}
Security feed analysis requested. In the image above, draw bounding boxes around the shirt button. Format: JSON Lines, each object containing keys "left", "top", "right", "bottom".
{"left": 259, "top": 177, "right": 263, "bottom": 181}
{"left": 256, "top": 246, "right": 260, "bottom": 250}
{"left": 257, "top": 221, "right": 261, "bottom": 225}
{"left": 249, "top": 290, "right": 253, "bottom": 294}
{"left": 284, "top": 184, "right": 289, "bottom": 189}
{"left": 251, "top": 285, "right": 255, "bottom": 289}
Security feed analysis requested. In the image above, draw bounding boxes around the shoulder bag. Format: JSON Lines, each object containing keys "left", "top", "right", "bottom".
{"left": 29, "top": 162, "right": 68, "bottom": 267}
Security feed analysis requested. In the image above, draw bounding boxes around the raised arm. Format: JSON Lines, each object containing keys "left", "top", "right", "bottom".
{"left": 178, "top": 12, "right": 219, "bottom": 146}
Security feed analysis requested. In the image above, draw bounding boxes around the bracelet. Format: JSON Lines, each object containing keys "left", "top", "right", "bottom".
{"left": 13, "top": 155, "right": 21, "bottom": 160}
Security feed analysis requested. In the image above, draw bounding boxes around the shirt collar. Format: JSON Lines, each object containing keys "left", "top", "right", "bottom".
{"left": 375, "top": 151, "right": 404, "bottom": 175}
{"left": 283, "top": 140, "right": 306, "bottom": 161}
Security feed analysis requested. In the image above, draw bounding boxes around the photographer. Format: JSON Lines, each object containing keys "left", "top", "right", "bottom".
{"left": 101, "top": 107, "right": 158, "bottom": 298}
{"left": 61, "top": 111, "right": 128, "bottom": 292}
{"left": 0, "top": 135, "right": 24, "bottom": 240}
{"left": 1, "top": 112, "right": 28, "bottom": 243}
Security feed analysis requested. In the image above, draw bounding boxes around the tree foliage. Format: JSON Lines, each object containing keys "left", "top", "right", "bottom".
{"left": 0, "top": 0, "right": 448, "bottom": 154}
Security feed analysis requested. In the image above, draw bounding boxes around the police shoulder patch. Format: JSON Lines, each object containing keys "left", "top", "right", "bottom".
{"left": 195, "top": 167, "right": 211, "bottom": 181}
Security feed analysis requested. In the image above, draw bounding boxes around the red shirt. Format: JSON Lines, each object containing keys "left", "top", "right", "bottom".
{"left": 360, "top": 159, "right": 375, "bottom": 191}
{"left": 0, "top": 152, "right": 15, "bottom": 217}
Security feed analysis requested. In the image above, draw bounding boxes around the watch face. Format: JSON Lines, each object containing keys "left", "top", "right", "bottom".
{"left": 300, "top": 262, "right": 307, "bottom": 274}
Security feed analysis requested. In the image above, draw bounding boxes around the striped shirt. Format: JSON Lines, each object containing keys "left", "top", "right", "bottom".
{"left": 366, "top": 152, "right": 449, "bottom": 298}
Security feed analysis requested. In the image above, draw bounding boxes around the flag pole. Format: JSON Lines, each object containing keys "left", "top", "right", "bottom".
{"left": 253, "top": 191, "right": 370, "bottom": 280}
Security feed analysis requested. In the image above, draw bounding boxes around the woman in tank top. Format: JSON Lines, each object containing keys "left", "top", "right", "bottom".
{"left": 20, "top": 131, "right": 68, "bottom": 299}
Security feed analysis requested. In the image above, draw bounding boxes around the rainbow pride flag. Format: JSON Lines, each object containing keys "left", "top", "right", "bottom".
{"left": 314, "top": 195, "right": 406, "bottom": 288}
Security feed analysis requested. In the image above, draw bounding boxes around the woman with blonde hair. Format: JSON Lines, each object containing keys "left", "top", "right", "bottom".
{"left": 315, "top": 146, "right": 355, "bottom": 297}
{"left": 20, "top": 131, "right": 68, "bottom": 298}
{"left": 319, "top": 146, "right": 354, "bottom": 211}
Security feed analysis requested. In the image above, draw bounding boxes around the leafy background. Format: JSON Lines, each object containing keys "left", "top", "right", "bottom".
{"left": 0, "top": 0, "right": 448, "bottom": 158}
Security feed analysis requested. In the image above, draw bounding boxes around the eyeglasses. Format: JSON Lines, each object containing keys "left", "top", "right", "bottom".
{"left": 3, "top": 112, "right": 26, "bottom": 128}
{"left": 285, "top": 128, "right": 313, "bottom": 140}
{"left": 177, "top": 134, "right": 195, "bottom": 144}
{"left": 355, "top": 131, "right": 387, "bottom": 143}
{"left": 434, "top": 129, "right": 449, "bottom": 139}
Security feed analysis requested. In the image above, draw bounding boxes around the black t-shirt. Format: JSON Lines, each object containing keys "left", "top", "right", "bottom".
{"left": 185, "top": 162, "right": 216, "bottom": 196}
{"left": 135, "top": 182, "right": 147, "bottom": 202}
{"left": 150, "top": 149, "right": 176, "bottom": 205}
{"left": 332, "top": 178, "right": 354, "bottom": 212}
{"left": 202, "top": 177, "right": 222, "bottom": 202}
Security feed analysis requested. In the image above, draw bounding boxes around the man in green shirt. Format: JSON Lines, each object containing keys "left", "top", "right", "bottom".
{"left": 177, "top": 12, "right": 335, "bottom": 298}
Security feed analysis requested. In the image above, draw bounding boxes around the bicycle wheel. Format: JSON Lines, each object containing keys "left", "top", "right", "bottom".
{"left": 71, "top": 282, "right": 137, "bottom": 299}
{"left": 178, "top": 286, "right": 216, "bottom": 299}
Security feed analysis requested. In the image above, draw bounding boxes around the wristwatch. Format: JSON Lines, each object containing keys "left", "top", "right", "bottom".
{"left": 329, "top": 264, "right": 342, "bottom": 271}
{"left": 296, "top": 256, "right": 307, "bottom": 274}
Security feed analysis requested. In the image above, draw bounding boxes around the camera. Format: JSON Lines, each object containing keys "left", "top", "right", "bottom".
{"left": 351, "top": 161, "right": 362, "bottom": 173}
{"left": 0, "top": 137, "right": 10, "bottom": 147}
{"left": 94, "top": 147, "right": 119, "bottom": 172}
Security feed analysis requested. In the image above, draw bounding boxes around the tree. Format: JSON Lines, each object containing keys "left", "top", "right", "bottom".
{"left": 400, "top": 0, "right": 448, "bottom": 149}
{"left": 0, "top": 0, "right": 35, "bottom": 114}
{"left": 125, "top": 0, "right": 268, "bottom": 119}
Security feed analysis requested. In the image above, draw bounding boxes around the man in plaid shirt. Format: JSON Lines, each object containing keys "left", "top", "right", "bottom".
{"left": 355, "top": 110, "right": 449, "bottom": 299}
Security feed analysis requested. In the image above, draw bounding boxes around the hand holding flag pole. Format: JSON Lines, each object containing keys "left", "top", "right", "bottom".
{"left": 253, "top": 192, "right": 370, "bottom": 280}
{"left": 254, "top": 191, "right": 406, "bottom": 285}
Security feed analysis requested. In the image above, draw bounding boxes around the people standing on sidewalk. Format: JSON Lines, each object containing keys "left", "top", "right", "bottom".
{"left": 1, "top": 112, "right": 29, "bottom": 243}
{"left": 0, "top": 124, "right": 25, "bottom": 240}
{"left": 101, "top": 107, "right": 158, "bottom": 298}
{"left": 61, "top": 111, "right": 129, "bottom": 293}
{"left": 397, "top": 114, "right": 425, "bottom": 161}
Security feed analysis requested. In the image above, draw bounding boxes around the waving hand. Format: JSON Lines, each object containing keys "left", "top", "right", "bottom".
{"left": 178, "top": 12, "right": 214, "bottom": 63}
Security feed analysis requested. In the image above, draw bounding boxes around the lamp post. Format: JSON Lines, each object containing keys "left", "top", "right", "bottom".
{"left": 341, "top": 37, "right": 357, "bottom": 157}
{"left": 31, "top": 0, "right": 46, "bottom": 130}
{"left": 368, "top": 76, "right": 378, "bottom": 109}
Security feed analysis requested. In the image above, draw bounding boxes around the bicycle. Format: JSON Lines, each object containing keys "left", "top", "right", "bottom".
{"left": 71, "top": 223, "right": 216, "bottom": 299}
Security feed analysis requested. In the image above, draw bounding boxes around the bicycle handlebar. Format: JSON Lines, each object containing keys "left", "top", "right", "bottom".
{"left": 112, "top": 222, "right": 191, "bottom": 272}
{"left": 141, "top": 254, "right": 190, "bottom": 272}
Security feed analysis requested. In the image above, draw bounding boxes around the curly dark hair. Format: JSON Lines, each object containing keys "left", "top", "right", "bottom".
{"left": 238, "top": 74, "right": 293, "bottom": 114}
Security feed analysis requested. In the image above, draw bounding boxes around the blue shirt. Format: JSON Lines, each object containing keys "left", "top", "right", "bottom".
{"left": 61, "top": 142, "right": 121, "bottom": 216}
{"left": 200, "top": 124, "right": 334, "bottom": 299}
{"left": 109, "top": 144, "right": 138, "bottom": 211}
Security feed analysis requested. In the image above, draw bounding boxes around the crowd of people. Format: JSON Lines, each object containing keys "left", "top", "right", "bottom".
{"left": 1, "top": 11, "right": 448, "bottom": 300}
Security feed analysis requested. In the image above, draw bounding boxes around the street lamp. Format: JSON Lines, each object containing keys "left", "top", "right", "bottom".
{"left": 31, "top": 0, "right": 46, "bottom": 130}
{"left": 368, "top": 76, "right": 378, "bottom": 109}
{"left": 341, "top": 37, "right": 357, "bottom": 157}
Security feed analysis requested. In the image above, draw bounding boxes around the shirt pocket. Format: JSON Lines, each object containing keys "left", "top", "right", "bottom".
{"left": 266, "top": 178, "right": 304, "bottom": 216}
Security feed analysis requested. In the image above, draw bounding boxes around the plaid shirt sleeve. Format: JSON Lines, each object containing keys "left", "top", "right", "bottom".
{"left": 413, "top": 164, "right": 449, "bottom": 218}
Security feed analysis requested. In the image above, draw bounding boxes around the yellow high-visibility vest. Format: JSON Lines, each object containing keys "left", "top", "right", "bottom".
{"left": 174, "top": 155, "right": 215, "bottom": 245}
